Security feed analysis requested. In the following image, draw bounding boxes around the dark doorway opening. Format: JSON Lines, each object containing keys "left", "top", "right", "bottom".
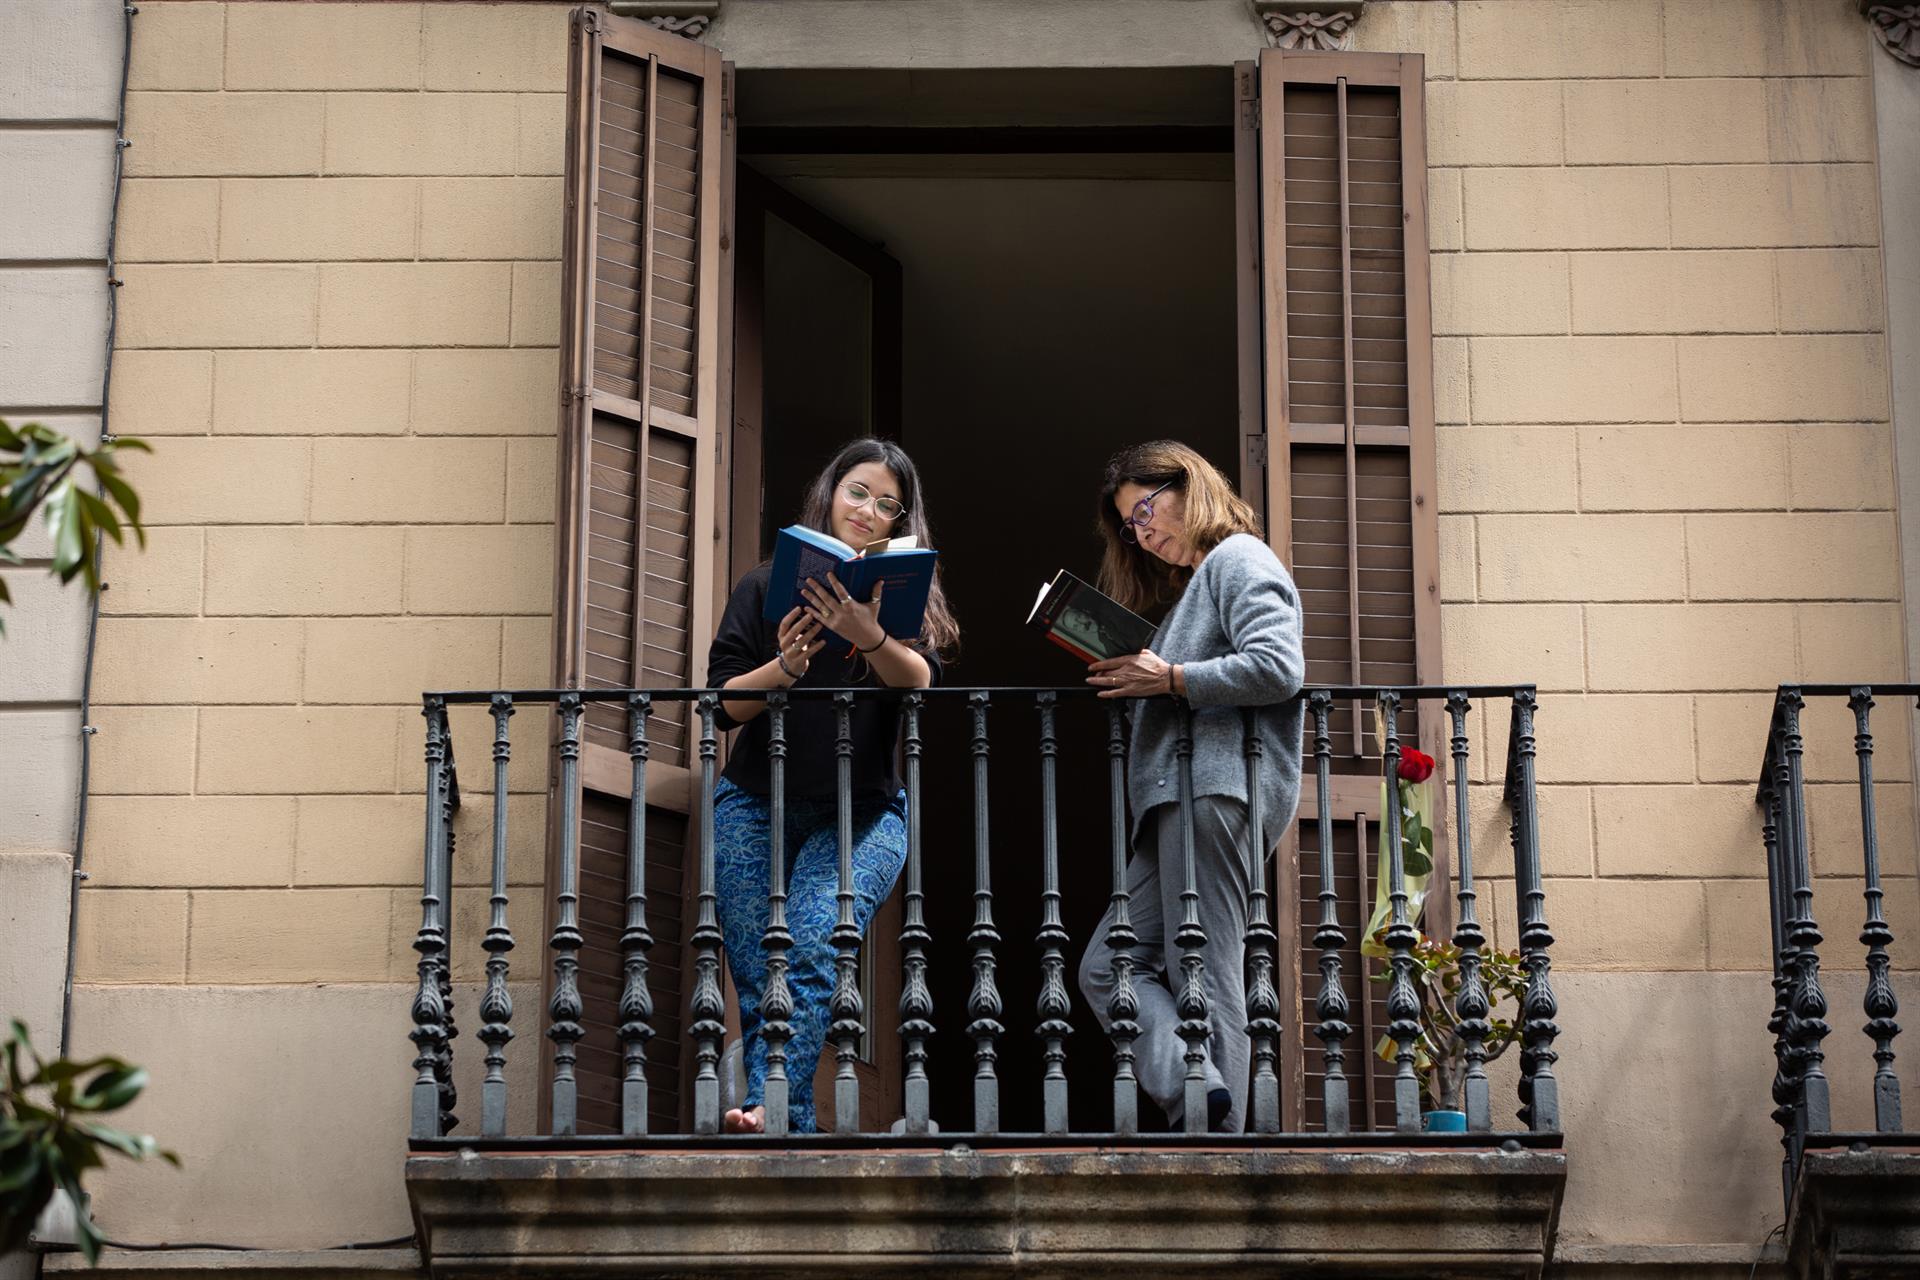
{"left": 733, "top": 70, "right": 1242, "bottom": 1131}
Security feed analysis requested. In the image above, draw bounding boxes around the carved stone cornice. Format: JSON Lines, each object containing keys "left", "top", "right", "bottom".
{"left": 1862, "top": 1, "right": 1920, "bottom": 67}
{"left": 1254, "top": 1, "right": 1367, "bottom": 52}
{"left": 608, "top": 1, "right": 720, "bottom": 40}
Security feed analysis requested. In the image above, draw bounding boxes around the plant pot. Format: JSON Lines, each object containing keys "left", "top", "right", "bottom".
{"left": 1421, "top": 1109, "right": 1466, "bottom": 1133}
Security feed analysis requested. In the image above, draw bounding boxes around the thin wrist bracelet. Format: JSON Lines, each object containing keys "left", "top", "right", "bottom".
{"left": 776, "top": 652, "right": 800, "bottom": 680}
{"left": 856, "top": 634, "right": 887, "bottom": 654}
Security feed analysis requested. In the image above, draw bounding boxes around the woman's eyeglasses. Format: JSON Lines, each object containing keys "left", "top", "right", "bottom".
{"left": 1119, "top": 480, "right": 1175, "bottom": 542}
{"left": 841, "top": 480, "right": 906, "bottom": 523}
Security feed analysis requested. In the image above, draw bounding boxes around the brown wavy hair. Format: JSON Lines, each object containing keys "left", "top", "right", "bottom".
{"left": 796, "top": 437, "right": 960, "bottom": 657}
{"left": 1095, "top": 440, "right": 1263, "bottom": 612}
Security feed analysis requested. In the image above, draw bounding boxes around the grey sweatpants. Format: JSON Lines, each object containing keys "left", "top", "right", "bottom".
{"left": 1077, "top": 795, "right": 1252, "bottom": 1132}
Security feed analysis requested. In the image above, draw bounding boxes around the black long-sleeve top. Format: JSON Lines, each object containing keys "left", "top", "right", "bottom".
{"left": 706, "top": 564, "right": 943, "bottom": 801}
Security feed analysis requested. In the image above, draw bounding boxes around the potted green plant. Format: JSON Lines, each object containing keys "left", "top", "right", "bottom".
{"left": 1, "top": 1020, "right": 177, "bottom": 1264}
{"left": 1354, "top": 716, "right": 1528, "bottom": 1129}
{"left": 1372, "top": 934, "right": 1528, "bottom": 1130}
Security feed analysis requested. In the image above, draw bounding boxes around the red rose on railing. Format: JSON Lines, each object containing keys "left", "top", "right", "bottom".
{"left": 1397, "top": 747, "right": 1436, "bottom": 784}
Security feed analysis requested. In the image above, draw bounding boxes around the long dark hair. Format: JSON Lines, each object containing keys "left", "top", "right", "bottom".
{"left": 796, "top": 437, "right": 960, "bottom": 656}
{"left": 1095, "top": 440, "right": 1263, "bottom": 612}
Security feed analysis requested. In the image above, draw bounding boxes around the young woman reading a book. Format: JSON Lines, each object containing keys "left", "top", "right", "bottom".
{"left": 705, "top": 437, "right": 959, "bottom": 1134}
{"left": 1076, "top": 439, "right": 1306, "bottom": 1133}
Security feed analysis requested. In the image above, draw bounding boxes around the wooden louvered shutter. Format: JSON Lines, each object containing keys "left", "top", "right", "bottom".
{"left": 547, "top": 6, "right": 732, "bottom": 1135}
{"left": 1251, "top": 50, "right": 1447, "bottom": 1133}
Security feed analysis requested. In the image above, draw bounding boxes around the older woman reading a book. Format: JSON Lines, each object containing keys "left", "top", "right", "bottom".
{"left": 706, "top": 437, "right": 960, "bottom": 1135}
{"left": 1076, "top": 439, "right": 1305, "bottom": 1133}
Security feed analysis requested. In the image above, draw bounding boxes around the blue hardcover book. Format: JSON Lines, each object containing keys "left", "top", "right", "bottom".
{"left": 763, "top": 524, "right": 938, "bottom": 648}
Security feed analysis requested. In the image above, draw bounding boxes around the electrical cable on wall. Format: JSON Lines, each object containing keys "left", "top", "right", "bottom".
{"left": 58, "top": 0, "right": 138, "bottom": 1063}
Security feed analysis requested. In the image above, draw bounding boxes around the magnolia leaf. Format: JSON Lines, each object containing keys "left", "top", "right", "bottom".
{"left": 96, "top": 468, "right": 146, "bottom": 545}
{"left": 34, "top": 1055, "right": 126, "bottom": 1087}
{"left": 0, "top": 1143, "right": 46, "bottom": 1194}
{"left": 54, "top": 1165, "right": 105, "bottom": 1266}
{"left": 75, "top": 1065, "right": 147, "bottom": 1112}
{"left": 74, "top": 489, "right": 124, "bottom": 547}
{"left": 43, "top": 486, "right": 85, "bottom": 583}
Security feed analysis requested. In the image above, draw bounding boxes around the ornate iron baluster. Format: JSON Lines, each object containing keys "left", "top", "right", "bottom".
{"left": 1103, "top": 701, "right": 1140, "bottom": 1135}
{"left": 1446, "top": 692, "right": 1491, "bottom": 1132}
{"left": 547, "top": 693, "right": 586, "bottom": 1136}
{"left": 1310, "top": 691, "right": 1351, "bottom": 1135}
{"left": 410, "top": 698, "right": 451, "bottom": 1139}
{"left": 1507, "top": 689, "right": 1561, "bottom": 1132}
{"left": 1851, "top": 688, "right": 1902, "bottom": 1131}
{"left": 829, "top": 692, "right": 865, "bottom": 1132}
{"left": 1173, "top": 700, "right": 1210, "bottom": 1133}
{"left": 1761, "top": 738, "right": 1798, "bottom": 1210}
{"left": 1378, "top": 691, "right": 1422, "bottom": 1133}
{"left": 1779, "top": 690, "right": 1831, "bottom": 1141}
{"left": 762, "top": 692, "right": 796, "bottom": 1137}
{"left": 899, "top": 692, "right": 934, "bottom": 1135}
{"left": 689, "top": 694, "right": 726, "bottom": 1135}
{"left": 1242, "top": 709, "right": 1280, "bottom": 1134}
{"left": 1035, "top": 692, "right": 1073, "bottom": 1134}
{"left": 967, "top": 691, "right": 1004, "bottom": 1133}
{"left": 436, "top": 746, "right": 459, "bottom": 1133}
{"left": 479, "top": 694, "right": 516, "bottom": 1137}
{"left": 619, "top": 693, "right": 655, "bottom": 1136}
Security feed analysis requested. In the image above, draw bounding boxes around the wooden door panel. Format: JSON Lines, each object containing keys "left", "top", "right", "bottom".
{"left": 548, "top": 7, "right": 730, "bottom": 1136}
{"left": 1252, "top": 48, "right": 1446, "bottom": 1131}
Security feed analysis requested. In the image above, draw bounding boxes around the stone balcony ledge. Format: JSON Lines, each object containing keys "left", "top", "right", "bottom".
{"left": 407, "top": 1144, "right": 1566, "bottom": 1278}
{"left": 1788, "top": 1146, "right": 1920, "bottom": 1279}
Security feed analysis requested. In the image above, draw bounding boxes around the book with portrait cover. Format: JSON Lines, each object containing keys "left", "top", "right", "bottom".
{"left": 1026, "top": 569, "right": 1156, "bottom": 664}
{"left": 763, "top": 524, "right": 937, "bottom": 648}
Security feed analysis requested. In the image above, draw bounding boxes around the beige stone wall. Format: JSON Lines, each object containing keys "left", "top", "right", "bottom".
{"left": 1354, "top": 0, "right": 1915, "bottom": 968}
{"left": 1358, "top": 0, "right": 1911, "bottom": 1254}
{"left": 77, "top": 4, "right": 566, "bottom": 1243}
{"left": 85, "top": 1, "right": 565, "bottom": 997}
{"left": 79, "top": 0, "right": 1912, "bottom": 1264}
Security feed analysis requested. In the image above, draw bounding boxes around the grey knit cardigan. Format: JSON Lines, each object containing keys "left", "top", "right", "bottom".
{"left": 1126, "top": 532, "right": 1307, "bottom": 846}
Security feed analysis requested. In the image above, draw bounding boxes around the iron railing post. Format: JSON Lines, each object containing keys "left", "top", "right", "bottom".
{"left": 1310, "top": 691, "right": 1351, "bottom": 1134}
{"left": 1447, "top": 691, "right": 1491, "bottom": 1132}
{"left": 1764, "top": 724, "right": 1800, "bottom": 1208}
{"left": 478, "top": 693, "right": 516, "bottom": 1137}
{"left": 1173, "top": 700, "right": 1211, "bottom": 1133}
{"left": 1103, "top": 701, "right": 1140, "bottom": 1135}
{"left": 1379, "top": 690, "right": 1422, "bottom": 1133}
{"left": 1850, "top": 688, "right": 1902, "bottom": 1131}
{"left": 829, "top": 692, "right": 864, "bottom": 1132}
{"left": 547, "top": 693, "right": 586, "bottom": 1136}
{"left": 762, "top": 692, "right": 795, "bottom": 1137}
{"left": 436, "top": 736, "right": 459, "bottom": 1134}
{"left": 1035, "top": 692, "right": 1072, "bottom": 1134}
{"left": 899, "top": 692, "right": 934, "bottom": 1134}
{"left": 688, "top": 694, "right": 725, "bottom": 1135}
{"left": 1242, "top": 709, "right": 1281, "bottom": 1133}
{"left": 1506, "top": 688, "right": 1560, "bottom": 1132}
{"left": 410, "top": 698, "right": 451, "bottom": 1140}
{"left": 967, "top": 691, "right": 1004, "bottom": 1133}
{"left": 619, "top": 693, "right": 655, "bottom": 1135}
{"left": 1779, "top": 690, "right": 1832, "bottom": 1143}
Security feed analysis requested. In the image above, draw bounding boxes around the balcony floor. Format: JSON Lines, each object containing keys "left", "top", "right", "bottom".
{"left": 408, "top": 1141, "right": 1566, "bottom": 1278}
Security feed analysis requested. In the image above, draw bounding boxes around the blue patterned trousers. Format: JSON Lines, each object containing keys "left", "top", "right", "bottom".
{"left": 712, "top": 775, "right": 909, "bottom": 1133}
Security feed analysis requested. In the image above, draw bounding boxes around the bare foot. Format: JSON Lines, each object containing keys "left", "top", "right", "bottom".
{"left": 723, "top": 1105, "right": 765, "bottom": 1134}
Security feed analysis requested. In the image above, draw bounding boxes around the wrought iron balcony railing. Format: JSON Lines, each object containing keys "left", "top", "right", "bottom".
{"left": 406, "top": 682, "right": 1559, "bottom": 1145}
{"left": 1756, "top": 684, "right": 1917, "bottom": 1212}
